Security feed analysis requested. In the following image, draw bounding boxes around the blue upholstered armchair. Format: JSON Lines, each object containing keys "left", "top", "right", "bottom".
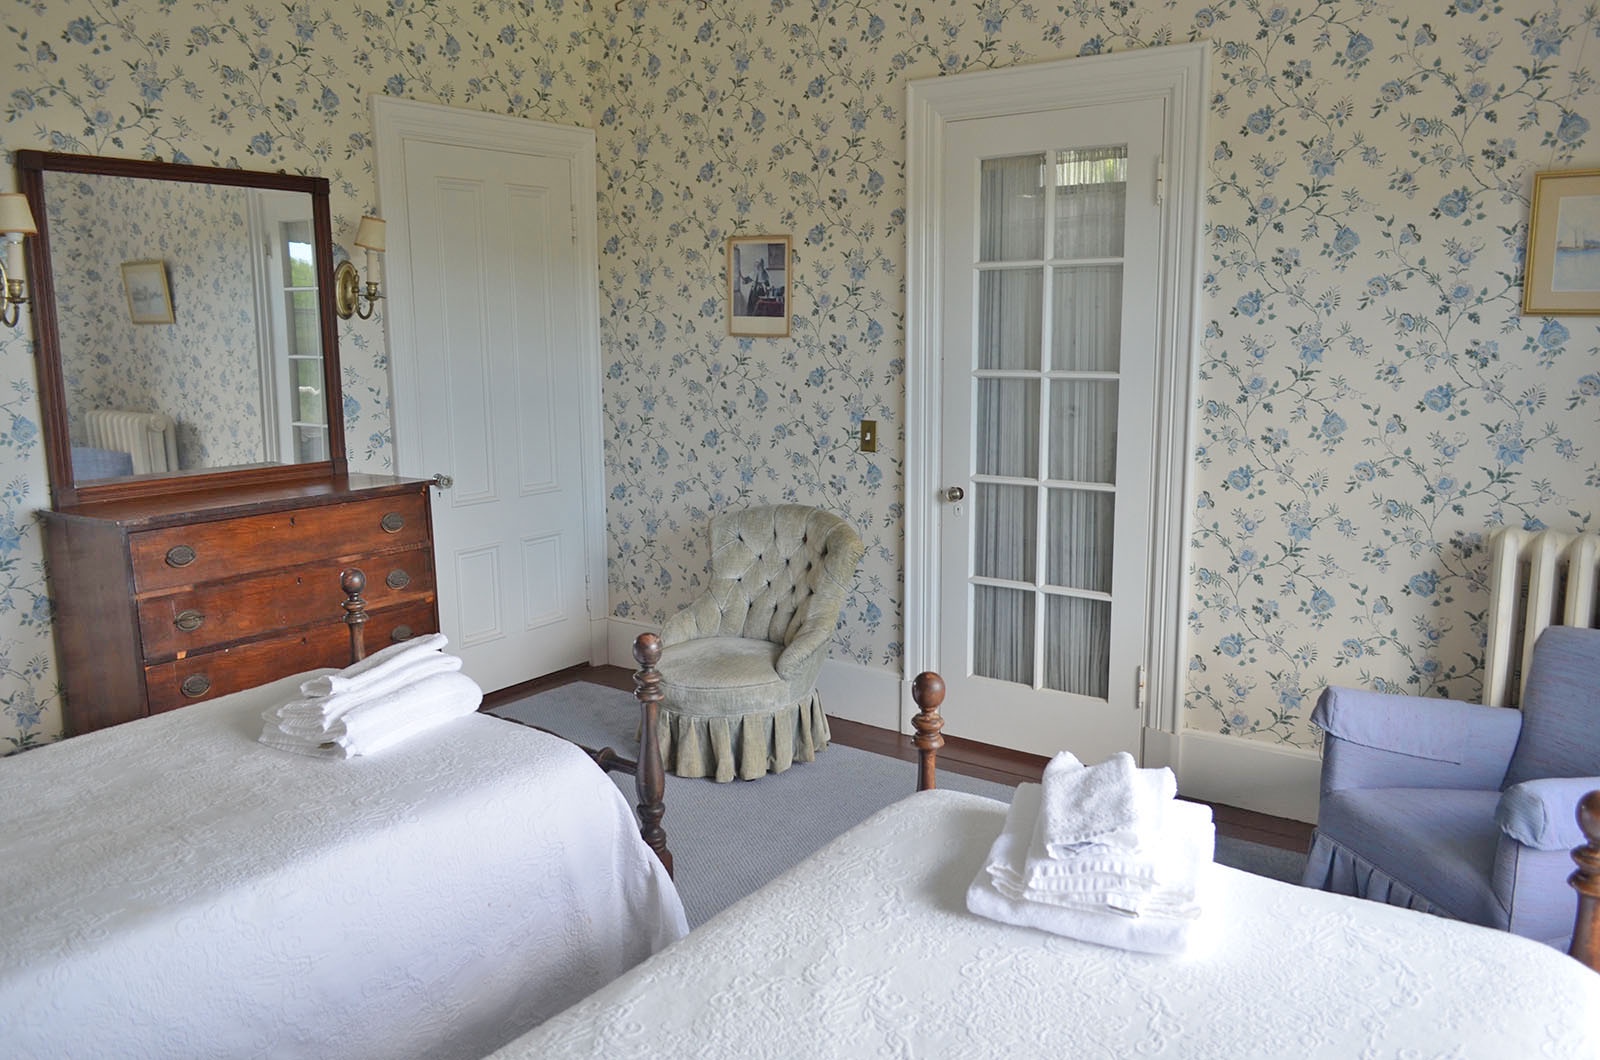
{"left": 1303, "top": 626, "right": 1600, "bottom": 947}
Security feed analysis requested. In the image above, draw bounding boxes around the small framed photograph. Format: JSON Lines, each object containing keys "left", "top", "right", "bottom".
{"left": 1523, "top": 169, "right": 1600, "bottom": 315}
{"left": 121, "top": 259, "right": 174, "bottom": 325}
{"left": 726, "top": 235, "right": 791, "bottom": 337}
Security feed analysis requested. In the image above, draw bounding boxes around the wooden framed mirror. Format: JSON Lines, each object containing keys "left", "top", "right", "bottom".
{"left": 17, "top": 151, "right": 347, "bottom": 508}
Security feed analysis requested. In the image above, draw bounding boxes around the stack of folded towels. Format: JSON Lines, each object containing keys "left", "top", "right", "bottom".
{"left": 966, "top": 749, "right": 1214, "bottom": 955}
{"left": 258, "top": 633, "right": 483, "bottom": 758}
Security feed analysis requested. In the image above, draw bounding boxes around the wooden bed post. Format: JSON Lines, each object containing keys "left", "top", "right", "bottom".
{"left": 1570, "top": 789, "right": 1600, "bottom": 973}
{"left": 911, "top": 671, "right": 945, "bottom": 792}
{"left": 632, "top": 633, "right": 673, "bottom": 878}
{"left": 341, "top": 568, "right": 368, "bottom": 662}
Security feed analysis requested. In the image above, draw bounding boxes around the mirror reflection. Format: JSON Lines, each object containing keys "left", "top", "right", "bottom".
{"left": 43, "top": 170, "right": 328, "bottom": 483}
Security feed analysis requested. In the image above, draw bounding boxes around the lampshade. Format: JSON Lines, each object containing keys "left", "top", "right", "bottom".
{"left": 353, "top": 215, "right": 386, "bottom": 253}
{"left": 0, "top": 194, "right": 38, "bottom": 236}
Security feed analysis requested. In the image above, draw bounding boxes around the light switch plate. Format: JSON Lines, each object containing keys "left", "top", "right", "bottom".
{"left": 860, "top": 419, "right": 877, "bottom": 452}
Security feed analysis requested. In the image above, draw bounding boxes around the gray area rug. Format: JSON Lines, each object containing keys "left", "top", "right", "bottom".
{"left": 490, "top": 683, "right": 1308, "bottom": 928}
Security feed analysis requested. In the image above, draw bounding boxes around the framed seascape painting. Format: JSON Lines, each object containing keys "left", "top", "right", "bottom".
{"left": 1523, "top": 169, "right": 1600, "bottom": 315}
{"left": 727, "top": 235, "right": 791, "bottom": 337}
{"left": 121, "top": 259, "right": 175, "bottom": 324}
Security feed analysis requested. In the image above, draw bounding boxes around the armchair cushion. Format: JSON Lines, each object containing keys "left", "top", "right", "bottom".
{"left": 1503, "top": 626, "right": 1600, "bottom": 788}
{"left": 1305, "top": 788, "right": 1506, "bottom": 929}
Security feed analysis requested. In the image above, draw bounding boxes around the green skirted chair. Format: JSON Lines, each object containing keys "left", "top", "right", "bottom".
{"left": 657, "top": 504, "right": 864, "bottom": 782}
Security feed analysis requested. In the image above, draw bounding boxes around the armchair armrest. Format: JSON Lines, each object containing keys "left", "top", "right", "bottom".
{"left": 775, "top": 622, "right": 834, "bottom": 681}
{"left": 1313, "top": 686, "right": 1522, "bottom": 793}
{"left": 1497, "top": 777, "right": 1600, "bottom": 850}
{"left": 661, "top": 595, "right": 725, "bottom": 647}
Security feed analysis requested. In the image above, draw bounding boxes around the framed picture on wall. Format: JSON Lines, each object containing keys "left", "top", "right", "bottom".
{"left": 121, "top": 259, "right": 174, "bottom": 324}
{"left": 1523, "top": 169, "right": 1600, "bottom": 315}
{"left": 726, "top": 235, "right": 791, "bottom": 337}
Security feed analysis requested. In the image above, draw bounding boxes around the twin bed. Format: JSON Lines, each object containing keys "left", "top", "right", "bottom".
{"left": 4, "top": 576, "right": 1599, "bottom": 1057}
{"left": 493, "top": 675, "right": 1600, "bottom": 1058}
{"left": 0, "top": 575, "right": 683, "bottom": 1059}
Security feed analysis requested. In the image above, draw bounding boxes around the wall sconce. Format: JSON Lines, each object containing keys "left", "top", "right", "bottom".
{"left": 0, "top": 193, "right": 38, "bottom": 329}
{"left": 334, "top": 215, "right": 385, "bottom": 320}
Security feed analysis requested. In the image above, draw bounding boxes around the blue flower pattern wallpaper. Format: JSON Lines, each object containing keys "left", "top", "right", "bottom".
{"left": 0, "top": 0, "right": 1596, "bottom": 759}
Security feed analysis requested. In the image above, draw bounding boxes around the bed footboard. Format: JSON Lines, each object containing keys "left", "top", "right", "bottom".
{"left": 911, "top": 671, "right": 945, "bottom": 792}
{"left": 1572, "top": 790, "right": 1600, "bottom": 973}
{"left": 631, "top": 633, "right": 673, "bottom": 877}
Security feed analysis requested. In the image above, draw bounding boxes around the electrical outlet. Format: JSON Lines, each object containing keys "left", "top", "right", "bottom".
{"left": 859, "top": 419, "right": 877, "bottom": 453}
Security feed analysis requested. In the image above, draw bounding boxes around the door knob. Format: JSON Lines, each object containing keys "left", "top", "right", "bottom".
{"left": 432, "top": 473, "right": 454, "bottom": 490}
{"left": 943, "top": 486, "right": 965, "bottom": 502}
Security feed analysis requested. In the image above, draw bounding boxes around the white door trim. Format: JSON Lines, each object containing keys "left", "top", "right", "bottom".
{"left": 372, "top": 96, "right": 609, "bottom": 662}
{"left": 904, "top": 44, "right": 1209, "bottom": 742}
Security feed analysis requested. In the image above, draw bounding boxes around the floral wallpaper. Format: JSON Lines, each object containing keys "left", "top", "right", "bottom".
{"left": 2, "top": 0, "right": 1597, "bottom": 764}
{"left": 50, "top": 172, "right": 262, "bottom": 471}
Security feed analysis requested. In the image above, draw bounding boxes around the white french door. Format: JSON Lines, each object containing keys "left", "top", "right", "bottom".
{"left": 936, "top": 99, "right": 1166, "bottom": 763}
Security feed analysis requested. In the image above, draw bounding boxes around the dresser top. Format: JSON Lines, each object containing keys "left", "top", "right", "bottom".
{"left": 41, "top": 473, "right": 429, "bottom": 530}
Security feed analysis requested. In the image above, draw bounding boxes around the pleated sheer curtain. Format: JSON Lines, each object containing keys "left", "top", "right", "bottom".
{"left": 973, "top": 148, "right": 1125, "bottom": 699}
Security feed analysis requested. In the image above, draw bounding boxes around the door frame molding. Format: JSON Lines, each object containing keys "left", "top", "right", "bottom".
{"left": 372, "top": 96, "right": 608, "bottom": 662}
{"left": 903, "top": 43, "right": 1209, "bottom": 741}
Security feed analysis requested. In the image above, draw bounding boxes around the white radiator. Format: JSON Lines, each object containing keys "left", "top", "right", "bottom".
{"left": 1483, "top": 528, "right": 1600, "bottom": 707}
{"left": 82, "top": 409, "right": 178, "bottom": 476}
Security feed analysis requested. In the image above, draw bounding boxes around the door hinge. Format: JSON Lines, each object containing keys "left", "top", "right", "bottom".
{"left": 1136, "top": 664, "right": 1148, "bottom": 711}
{"left": 1154, "top": 157, "right": 1165, "bottom": 207}
{"left": 571, "top": 205, "right": 579, "bottom": 244}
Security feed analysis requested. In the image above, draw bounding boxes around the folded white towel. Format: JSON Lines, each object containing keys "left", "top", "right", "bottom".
{"left": 986, "top": 784, "right": 1213, "bottom": 918}
{"left": 260, "top": 670, "right": 482, "bottom": 758}
{"left": 1035, "top": 751, "right": 1176, "bottom": 856}
{"left": 297, "top": 632, "right": 450, "bottom": 698}
{"left": 970, "top": 787, "right": 1214, "bottom": 952}
{"left": 966, "top": 868, "right": 1205, "bottom": 956}
{"left": 268, "top": 653, "right": 465, "bottom": 737}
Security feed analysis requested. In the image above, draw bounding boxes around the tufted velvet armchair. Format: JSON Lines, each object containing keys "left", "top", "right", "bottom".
{"left": 656, "top": 504, "right": 864, "bottom": 782}
{"left": 1302, "top": 625, "right": 1600, "bottom": 948}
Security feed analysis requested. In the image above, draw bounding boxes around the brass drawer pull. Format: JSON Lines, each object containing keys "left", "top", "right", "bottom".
{"left": 165, "top": 544, "right": 197, "bottom": 568}
{"left": 180, "top": 674, "right": 212, "bottom": 698}
{"left": 385, "top": 568, "right": 412, "bottom": 590}
{"left": 390, "top": 625, "right": 414, "bottom": 643}
{"left": 174, "top": 610, "right": 205, "bottom": 633}
{"left": 380, "top": 512, "right": 406, "bottom": 534}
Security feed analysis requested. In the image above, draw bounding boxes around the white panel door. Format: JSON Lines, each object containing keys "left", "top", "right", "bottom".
{"left": 399, "top": 142, "right": 591, "bottom": 691}
{"left": 937, "top": 99, "right": 1165, "bottom": 762}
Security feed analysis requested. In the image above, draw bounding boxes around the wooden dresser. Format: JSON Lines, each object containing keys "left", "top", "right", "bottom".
{"left": 42, "top": 473, "right": 439, "bottom": 736}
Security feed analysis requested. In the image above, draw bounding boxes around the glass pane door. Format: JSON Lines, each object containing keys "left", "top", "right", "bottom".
{"left": 970, "top": 146, "right": 1128, "bottom": 699}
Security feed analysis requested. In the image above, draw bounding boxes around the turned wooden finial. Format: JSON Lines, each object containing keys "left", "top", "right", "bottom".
{"left": 1569, "top": 789, "right": 1600, "bottom": 972}
{"left": 912, "top": 671, "right": 945, "bottom": 792}
{"left": 632, "top": 632, "right": 672, "bottom": 877}
{"left": 340, "top": 568, "right": 368, "bottom": 662}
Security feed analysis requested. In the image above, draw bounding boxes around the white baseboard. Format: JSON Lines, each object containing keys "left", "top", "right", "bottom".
{"left": 605, "top": 619, "right": 1321, "bottom": 822}
{"left": 1175, "top": 730, "right": 1321, "bottom": 823}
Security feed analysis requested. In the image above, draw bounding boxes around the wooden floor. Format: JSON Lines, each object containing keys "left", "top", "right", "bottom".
{"left": 483, "top": 663, "right": 1314, "bottom": 855}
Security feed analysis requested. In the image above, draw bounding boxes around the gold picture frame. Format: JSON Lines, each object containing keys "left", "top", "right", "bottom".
{"left": 121, "top": 259, "right": 174, "bottom": 324}
{"left": 726, "top": 235, "right": 791, "bottom": 337}
{"left": 1523, "top": 169, "right": 1600, "bottom": 315}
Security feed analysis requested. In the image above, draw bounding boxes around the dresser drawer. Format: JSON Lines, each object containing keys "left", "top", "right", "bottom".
{"left": 137, "top": 549, "right": 436, "bottom": 660}
{"left": 129, "top": 493, "right": 430, "bottom": 593}
{"left": 144, "top": 600, "right": 440, "bottom": 714}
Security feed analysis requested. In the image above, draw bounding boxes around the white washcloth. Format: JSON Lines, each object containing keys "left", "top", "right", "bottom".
{"left": 966, "top": 867, "right": 1206, "bottom": 956}
{"left": 298, "top": 632, "right": 450, "bottom": 698}
{"left": 1035, "top": 751, "right": 1176, "bottom": 856}
{"left": 268, "top": 653, "right": 464, "bottom": 737}
{"left": 986, "top": 784, "right": 1213, "bottom": 918}
{"left": 1024, "top": 768, "right": 1185, "bottom": 887}
{"left": 260, "top": 670, "right": 482, "bottom": 758}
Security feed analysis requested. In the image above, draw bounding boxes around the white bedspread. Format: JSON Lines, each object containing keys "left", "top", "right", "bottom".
{"left": 497, "top": 789, "right": 1600, "bottom": 1059}
{"left": 0, "top": 672, "right": 687, "bottom": 1060}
